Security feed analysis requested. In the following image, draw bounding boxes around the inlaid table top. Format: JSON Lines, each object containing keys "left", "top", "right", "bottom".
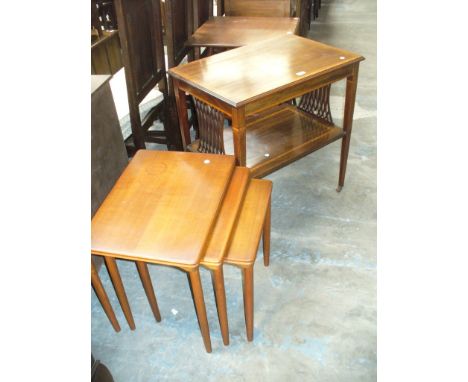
{"left": 170, "top": 34, "right": 364, "bottom": 108}
{"left": 185, "top": 16, "right": 299, "bottom": 49}
{"left": 91, "top": 150, "right": 236, "bottom": 268}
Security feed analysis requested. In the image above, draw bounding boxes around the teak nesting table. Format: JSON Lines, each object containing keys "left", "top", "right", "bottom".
{"left": 91, "top": 150, "right": 272, "bottom": 353}
{"left": 170, "top": 34, "right": 364, "bottom": 190}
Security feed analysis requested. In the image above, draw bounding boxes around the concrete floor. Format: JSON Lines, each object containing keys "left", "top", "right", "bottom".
{"left": 91, "top": 0, "right": 377, "bottom": 380}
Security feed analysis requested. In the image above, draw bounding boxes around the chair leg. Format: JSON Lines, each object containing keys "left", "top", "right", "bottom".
{"left": 136, "top": 261, "right": 161, "bottom": 323}
{"left": 187, "top": 269, "right": 212, "bottom": 353}
{"left": 193, "top": 47, "right": 201, "bottom": 61}
{"left": 91, "top": 260, "right": 121, "bottom": 332}
{"left": 104, "top": 257, "right": 136, "bottom": 330}
{"left": 211, "top": 267, "right": 229, "bottom": 346}
{"left": 263, "top": 197, "right": 271, "bottom": 267}
{"left": 242, "top": 266, "right": 254, "bottom": 342}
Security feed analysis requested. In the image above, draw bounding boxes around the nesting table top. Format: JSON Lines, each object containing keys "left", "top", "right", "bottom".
{"left": 91, "top": 150, "right": 236, "bottom": 268}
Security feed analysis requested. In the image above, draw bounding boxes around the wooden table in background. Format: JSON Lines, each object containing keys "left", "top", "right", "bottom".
{"left": 170, "top": 34, "right": 364, "bottom": 190}
{"left": 186, "top": 16, "right": 299, "bottom": 51}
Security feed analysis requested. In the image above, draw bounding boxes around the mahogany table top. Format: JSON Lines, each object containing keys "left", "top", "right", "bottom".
{"left": 186, "top": 16, "right": 299, "bottom": 49}
{"left": 170, "top": 34, "right": 364, "bottom": 108}
{"left": 91, "top": 150, "right": 235, "bottom": 268}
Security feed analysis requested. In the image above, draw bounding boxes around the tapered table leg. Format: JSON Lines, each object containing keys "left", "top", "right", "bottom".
{"left": 263, "top": 197, "right": 271, "bottom": 267}
{"left": 242, "top": 266, "right": 254, "bottom": 342}
{"left": 104, "top": 257, "right": 136, "bottom": 330}
{"left": 211, "top": 267, "right": 229, "bottom": 346}
{"left": 337, "top": 63, "right": 360, "bottom": 192}
{"left": 187, "top": 269, "right": 212, "bottom": 353}
{"left": 136, "top": 261, "right": 161, "bottom": 322}
{"left": 91, "top": 260, "right": 121, "bottom": 332}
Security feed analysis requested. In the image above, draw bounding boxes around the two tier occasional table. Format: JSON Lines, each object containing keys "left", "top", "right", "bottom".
{"left": 170, "top": 34, "right": 364, "bottom": 190}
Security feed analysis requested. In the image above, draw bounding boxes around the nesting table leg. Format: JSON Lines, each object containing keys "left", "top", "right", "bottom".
{"left": 136, "top": 261, "right": 162, "bottom": 322}
{"left": 337, "top": 64, "right": 360, "bottom": 192}
{"left": 91, "top": 261, "right": 121, "bottom": 332}
{"left": 187, "top": 269, "right": 212, "bottom": 353}
{"left": 242, "top": 266, "right": 254, "bottom": 342}
{"left": 263, "top": 197, "right": 271, "bottom": 267}
{"left": 211, "top": 267, "right": 229, "bottom": 346}
{"left": 104, "top": 257, "right": 136, "bottom": 330}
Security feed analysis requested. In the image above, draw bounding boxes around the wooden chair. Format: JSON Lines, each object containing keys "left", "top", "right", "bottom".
{"left": 163, "top": 0, "right": 193, "bottom": 72}
{"left": 292, "top": 0, "right": 312, "bottom": 36}
{"left": 114, "top": 0, "right": 180, "bottom": 152}
{"left": 194, "top": 0, "right": 213, "bottom": 30}
{"left": 216, "top": 0, "right": 224, "bottom": 16}
{"left": 313, "top": 0, "right": 321, "bottom": 19}
{"left": 163, "top": 0, "right": 212, "bottom": 82}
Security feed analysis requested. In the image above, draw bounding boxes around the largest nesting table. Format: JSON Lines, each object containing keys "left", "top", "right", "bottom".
{"left": 170, "top": 34, "right": 364, "bottom": 190}
{"left": 91, "top": 150, "right": 237, "bottom": 353}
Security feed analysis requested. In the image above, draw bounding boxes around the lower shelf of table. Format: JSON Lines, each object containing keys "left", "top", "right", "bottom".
{"left": 190, "top": 104, "right": 344, "bottom": 178}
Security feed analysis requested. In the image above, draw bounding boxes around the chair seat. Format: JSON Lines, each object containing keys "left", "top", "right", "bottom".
{"left": 224, "top": 179, "right": 272, "bottom": 267}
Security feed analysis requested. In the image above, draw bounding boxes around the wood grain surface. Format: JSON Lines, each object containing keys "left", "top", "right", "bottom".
{"left": 170, "top": 34, "right": 364, "bottom": 108}
{"left": 186, "top": 16, "right": 299, "bottom": 49}
{"left": 91, "top": 150, "right": 235, "bottom": 268}
{"left": 201, "top": 167, "right": 250, "bottom": 267}
{"left": 224, "top": 0, "right": 290, "bottom": 17}
{"left": 188, "top": 104, "right": 344, "bottom": 177}
{"left": 225, "top": 179, "right": 272, "bottom": 266}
